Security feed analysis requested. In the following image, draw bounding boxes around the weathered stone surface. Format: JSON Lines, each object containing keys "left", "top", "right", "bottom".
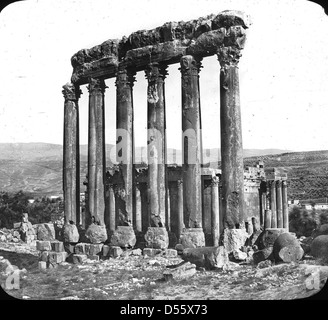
{"left": 256, "top": 259, "right": 272, "bottom": 269}
{"left": 63, "top": 223, "right": 80, "bottom": 243}
{"left": 144, "top": 227, "right": 169, "bottom": 249}
{"left": 36, "top": 240, "right": 52, "bottom": 251}
{"left": 74, "top": 243, "right": 86, "bottom": 254}
{"left": 253, "top": 247, "right": 274, "bottom": 264}
{"left": 87, "top": 255, "right": 100, "bottom": 261}
{"left": 85, "top": 223, "right": 107, "bottom": 244}
{"left": 163, "top": 249, "right": 178, "bottom": 258}
{"left": 19, "top": 214, "right": 36, "bottom": 242}
{"left": 64, "top": 243, "right": 76, "bottom": 254}
{"left": 72, "top": 254, "right": 87, "bottom": 264}
{"left": 232, "top": 249, "right": 247, "bottom": 261}
{"left": 246, "top": 229, "right": 262, "bottom": 247}
{"left": 36, "top": 223, "right": 56, "bottom": 241}
{"left": 300, "top": 264, "right": 328, "bottom": 284}
{"left": 273, "top": 232, "right": 304, "bottom": 263}
{"left": 131, "top": 248, "right": 142, "bottom": 256}
{"left": 254, "top": 228, "right": 288, "bottom": 250}
{"left": 181, "top": 246, "right": 229, "bottom": 270}
{"left": 143, "top": 248, "right": 162, "bottom": 257}
{"left": 163, "top": 262, "right": 197, "bottom": 281}
{"left": 168, "top": 231, "right": 178, "bottom": 248}
{"left": 50, "top": 241, "right": 64, "bottom": 252}
{"left": 89, "top": 243, "right": 104, "bottom": 256}
{"left": 48, "top": 251, "right": 67, "bottom": 264}
{"left": 70, "top": 11, "right": 249, "bottom": 85}
{"left": 109, "top": 246, "right": 123, "bottom": 258}
{"left": 102, "top": 245, "right": 110, "bottom": 257}
{"left": 38, "top": 261, "right": 47, "bottom": 270}
{"left": 310, "top": 235, "right": 328, "bottom": 262}
{"left": 179, "top": 228, "right": 205, "bottom": 249}
{"left": 39, "top": 251, "right": 50, "bottom": 262}
{"left": 110, "top": 226, "right": 136, "bottom": 248}
{"left": 222, "top": 228, "right": 249, "bottom": 253}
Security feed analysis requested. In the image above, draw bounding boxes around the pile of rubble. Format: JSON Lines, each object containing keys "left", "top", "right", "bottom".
{"left": 0, "top": 229, "right": 21, "bottom": 243}
{"left": 0, "top": 213, "right": 37, "bottom": 245}
{"left": 36, "top": 239, "right": 179, "bottom": 269}
{"left": 4, "top": 211, "right": 328, "bottom": 275}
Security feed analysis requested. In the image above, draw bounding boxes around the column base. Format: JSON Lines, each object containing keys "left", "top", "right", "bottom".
{"left": 178, "top": 228, "right": 205, "bottom": 249}
{"left": 144, "top": 227, "right": 169, "bottom": 249}
{"left": 109, "top": 226, "right": 136, "bottom": 249}
{"left": 221, "top": 227, "right": 249, "bottom": 253}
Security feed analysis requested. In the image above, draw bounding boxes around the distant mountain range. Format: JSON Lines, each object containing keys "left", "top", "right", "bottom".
{"left": 0, "top": 143, "right": 289, "bottom": 164}
{"left": 1, "top": 143, "right": 327, "bottom": 201}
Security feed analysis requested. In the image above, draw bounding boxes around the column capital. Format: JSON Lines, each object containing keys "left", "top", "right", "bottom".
{"left": 62, "top": 83, "right": 82, "bottom": 101}
{"left": 211, "top": 175, "right": 220, "bottom": 186}
{"left": 179, "top": 55, "right": 202, "bottom": 77}
{"left": 144, "top": 62, "right": 168, "bottom": 83}
{"left": 217, "top": 46, "right": 242, "bottom": 69}
{"left": 268, "top": 180, "right": 276, "bottom": 188}
{"left": 116, "top": 67, "right": 137, "bottom": 88}
{"left": 276, "top": 180, "right": 282, "bottom": 187}
{"left": 87, "top": 77, "right": 107, "bottom": 94}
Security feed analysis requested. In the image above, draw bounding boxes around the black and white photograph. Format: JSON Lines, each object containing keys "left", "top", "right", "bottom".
{"left": 0, "top": 0, "right": 328, "bottom": 303}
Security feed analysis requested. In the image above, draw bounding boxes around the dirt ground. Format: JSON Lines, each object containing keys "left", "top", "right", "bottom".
{"left": 0, "top": 241, "right": 327, "bottom": 301}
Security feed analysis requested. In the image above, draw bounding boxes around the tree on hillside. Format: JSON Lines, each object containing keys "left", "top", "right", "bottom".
{"left": 289, "top": 205, "right": 318, "bottom": 237}
{"left": 0, "top": 191, "right": 59, "bottom": 228}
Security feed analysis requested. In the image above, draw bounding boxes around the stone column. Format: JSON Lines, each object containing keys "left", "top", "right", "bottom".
{"left": 62, "top": 83, "right": 81, "bottom": 225}
{"left": 87, "top": 78, "right": 107, "bottom": 226}
{"left": 166, "top": 186, "right": 171, "bottom": 231}
{"left": 145, "top": 62, "right": 167, "bottom": 227}
{"left": 180, "top": 55, "right": 203, "bottom": 229}
{"left": 260, "top": 183, "right": 267, "bottom": 229}
{"left": 270, "top": 180, "right": 277, "bottom": 228}
{"left": 217, "top": 47, "right": 245, "bottom": 229}
{"left": 179, "top": 55, "right": 205, "bottom": 248}
{"left": 264, "top": 209, "right": 272, "bottom": 229}
{"left": 116, "top": 67, "right": 136, "bottom": 226}
{"left": 276, "top": 180, "right": 283, "bottom": 228}
{"left": 144, "top": 63, "right": 169, "bottom": 249}
{"left": 177, "top": 179, "right": 184, "bottom": 238}
{"left": 108, "top": 183, "right": 116, "bottom": 233}
{"left": 282, "top": 180, "right": 289, "bottom": 230}
{"left": 264, "top": 187, "right": 271, "bottom": 229}
{"left": 211, "top": 176, "right": 220, "bottom": 246}
{"left": 135, "top": 183, "right": 142, "bottom": 233}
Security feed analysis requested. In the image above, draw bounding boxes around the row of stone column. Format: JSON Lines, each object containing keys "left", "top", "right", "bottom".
{"left": 262, "top": 180, "right": 289, "bottom": 230}
{"left": 105, "top": 175, "right": 220, "bottom": 244}
{"left": 63, "top": 50, "right": 244, "bottom": 243}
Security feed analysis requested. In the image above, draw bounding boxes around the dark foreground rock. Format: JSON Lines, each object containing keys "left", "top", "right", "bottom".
{"left": 254, "top": 228, "right": 287, "bottom": 250}
{"left": 310, "top": 235, "right": 328, "bottom": 262}
{"left": 273, "top": 233, "right": 304, "bottom": 263}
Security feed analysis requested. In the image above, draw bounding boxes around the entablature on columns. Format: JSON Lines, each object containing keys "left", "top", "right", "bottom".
{"left": 70, "top": 10, "right": 250, "bottom": 85}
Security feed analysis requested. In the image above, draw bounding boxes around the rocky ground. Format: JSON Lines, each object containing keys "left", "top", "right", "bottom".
{"left": 0, "top": 241, "right": 327, "bottom": 301}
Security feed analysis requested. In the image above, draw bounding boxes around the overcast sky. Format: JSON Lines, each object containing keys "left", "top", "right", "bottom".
{"left": 0, "top": 0, "right": 328, "bottom": 152}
